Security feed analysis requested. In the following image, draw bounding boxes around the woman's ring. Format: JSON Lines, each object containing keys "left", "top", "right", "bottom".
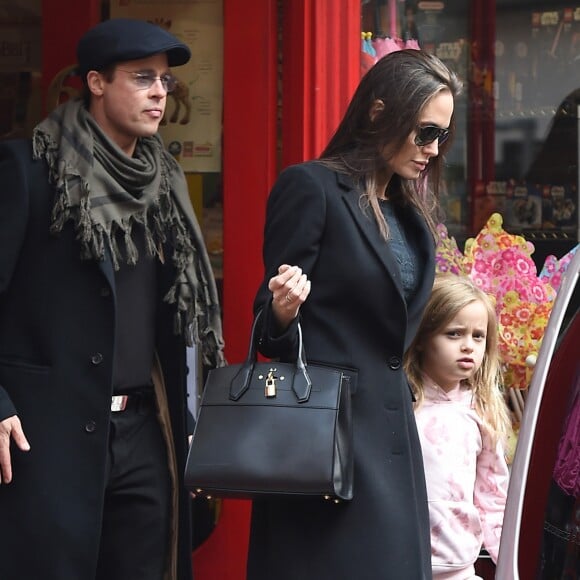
{"left": 285, "top": 291, "right": 293, "bottom": 303}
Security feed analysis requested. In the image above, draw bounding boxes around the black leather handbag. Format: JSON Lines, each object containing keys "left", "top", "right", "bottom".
{"left": 184, "top": 314, "right": 354, "bottom": 501}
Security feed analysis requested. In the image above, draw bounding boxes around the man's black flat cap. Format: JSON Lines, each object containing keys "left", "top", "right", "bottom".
{"left": 77, "top": 18, "right": 191, "bottom": 79}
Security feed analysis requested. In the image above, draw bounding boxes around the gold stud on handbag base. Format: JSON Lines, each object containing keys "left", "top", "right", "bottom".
{"left": 195, "top": 489, "right": 340, "bottom": 503}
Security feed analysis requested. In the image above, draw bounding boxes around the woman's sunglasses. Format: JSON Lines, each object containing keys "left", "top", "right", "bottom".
{"left": 414, "top": 125, "right": 450, "bottom": 147}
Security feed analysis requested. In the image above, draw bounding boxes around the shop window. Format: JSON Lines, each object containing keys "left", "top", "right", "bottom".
{"left": 361, "top": 1, "right": 579, "bottom": 259}
{"left": 0, "top": 0, "right": 42, "bottom": 140}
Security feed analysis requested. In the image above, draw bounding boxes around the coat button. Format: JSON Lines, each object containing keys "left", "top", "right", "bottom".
{"left": 100, "top": 287, "right": 111, "bottom": 297}
{"left": 91, "top": 352, "right": 104, "bottom": 365}
{"left": 85, "top": 420, "right": 96, "bottom": 433}
{"left": 388, "top": 356, "right": 401, "bottom": 370}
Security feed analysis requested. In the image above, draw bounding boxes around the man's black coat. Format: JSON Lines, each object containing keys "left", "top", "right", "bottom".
{"left": 0, "top": 140, "right": 193, "bottom": 580}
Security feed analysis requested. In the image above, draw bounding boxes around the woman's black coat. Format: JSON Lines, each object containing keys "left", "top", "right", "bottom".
{"left": 249, "top": 162, "right": 435, "bottom": 580}
{"left": 0, "top": 140, "right": 193, "bottom": 580}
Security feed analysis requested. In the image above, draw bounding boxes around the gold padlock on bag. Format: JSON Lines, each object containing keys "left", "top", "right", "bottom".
{"left": 265, "top": 369, "right": 277, "bottom": 397}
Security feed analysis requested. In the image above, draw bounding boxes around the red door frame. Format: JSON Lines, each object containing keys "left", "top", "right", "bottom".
{"left": 282, "top": 0, "right": 360, "bottom": 166}
{"left": 211, "top": 2, "right": 359, "bottom": 579}
{"left": 194, "top": 1, "right": 278, "bottom": 578}
{"left": 41, "top": 0, "right": 100, "bottom": 114}
{"left": 468, "top": 0, "right": 496, "bottom": 231}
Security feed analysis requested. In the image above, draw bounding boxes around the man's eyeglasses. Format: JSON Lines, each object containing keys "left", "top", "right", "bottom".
{"left": 116, "top": 69, "right": 178, "bottom": 93}
{"left": 414, "top": 125, "right": 450, "bottom": 147}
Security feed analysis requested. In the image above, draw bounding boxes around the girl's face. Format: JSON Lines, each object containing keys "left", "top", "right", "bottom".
{"left": 420, "top": 299, "right": 489, "bottom": 392}
{"left": 381, "top": 89, "right": 454, "bottom": 183}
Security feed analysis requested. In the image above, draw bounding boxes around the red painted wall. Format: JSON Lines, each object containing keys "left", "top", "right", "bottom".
{"left": 194, "top": 1, "right": 278, "bottom": 578}
{"left": 198, "top": 1, "right": 360, "bottom": 578}
{"left": 41, "top": 0, "right": 100, "bottom": 114}
{"left": 282, "top": 0, "right": 360, "bottom": 166}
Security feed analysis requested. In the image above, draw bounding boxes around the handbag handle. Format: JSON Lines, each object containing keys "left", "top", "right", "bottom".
{"left": 229, "top": 311, "right": 312, "bottom": 403}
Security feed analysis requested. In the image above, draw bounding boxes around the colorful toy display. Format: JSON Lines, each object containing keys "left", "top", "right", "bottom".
{"left": 436, "top": 213, "right": 578, "bottom": 427}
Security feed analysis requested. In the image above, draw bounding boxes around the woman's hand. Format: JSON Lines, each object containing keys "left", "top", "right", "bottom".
{"left": 268, "top": 264, "right": 311, "bottom": 330}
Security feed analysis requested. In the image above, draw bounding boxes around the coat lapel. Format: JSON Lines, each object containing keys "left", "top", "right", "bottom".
{"left": 336, "top": 172, "right": 437, "bottom": 319}
{"left": 336, "top": 173, "right": 406, "bottom": 304}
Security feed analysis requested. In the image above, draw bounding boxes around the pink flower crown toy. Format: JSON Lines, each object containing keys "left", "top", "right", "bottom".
{"left": 436, "top": 213, "right": 578, "bottom": 427}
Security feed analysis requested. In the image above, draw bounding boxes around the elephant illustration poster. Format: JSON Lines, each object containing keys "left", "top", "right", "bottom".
{"left": 111, "top": 0, "right": 223, "bottom": 172}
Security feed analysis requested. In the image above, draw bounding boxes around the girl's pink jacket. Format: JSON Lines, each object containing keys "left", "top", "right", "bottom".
{"left": 415, "top": 380, "right": 510, "bottom": 580}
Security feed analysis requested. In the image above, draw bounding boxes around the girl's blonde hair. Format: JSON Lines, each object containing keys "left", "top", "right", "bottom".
{"left": 404, "top": 275, "right": 511, "bottom": 445}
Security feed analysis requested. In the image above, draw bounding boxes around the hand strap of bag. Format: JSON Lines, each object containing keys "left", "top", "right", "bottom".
{"left": 229, "top": 311, "right": 312, "bottom": 403}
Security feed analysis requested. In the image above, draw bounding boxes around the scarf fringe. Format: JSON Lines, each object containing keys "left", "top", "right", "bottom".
{"left": 123, "top": 221, "right": 139, "bottom": 266}
{"left": 33, "top": 99, "right": 225, "bottom": 366}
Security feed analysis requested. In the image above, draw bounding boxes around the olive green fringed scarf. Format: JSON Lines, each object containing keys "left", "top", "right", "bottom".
{"left": 33, "top": 99, "right": 225, "bottom": 368}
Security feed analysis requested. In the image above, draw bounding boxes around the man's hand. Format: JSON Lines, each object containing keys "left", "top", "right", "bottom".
{"left": 0, "top": 415, "right": 30, "bottom": 484}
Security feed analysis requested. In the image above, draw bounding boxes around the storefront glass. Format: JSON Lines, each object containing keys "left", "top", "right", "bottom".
{"left": 361, "top": 0, "right": 579, "bottom": 261}
{"left": 0, "top": 0, "right": 42, "bottom": 140}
